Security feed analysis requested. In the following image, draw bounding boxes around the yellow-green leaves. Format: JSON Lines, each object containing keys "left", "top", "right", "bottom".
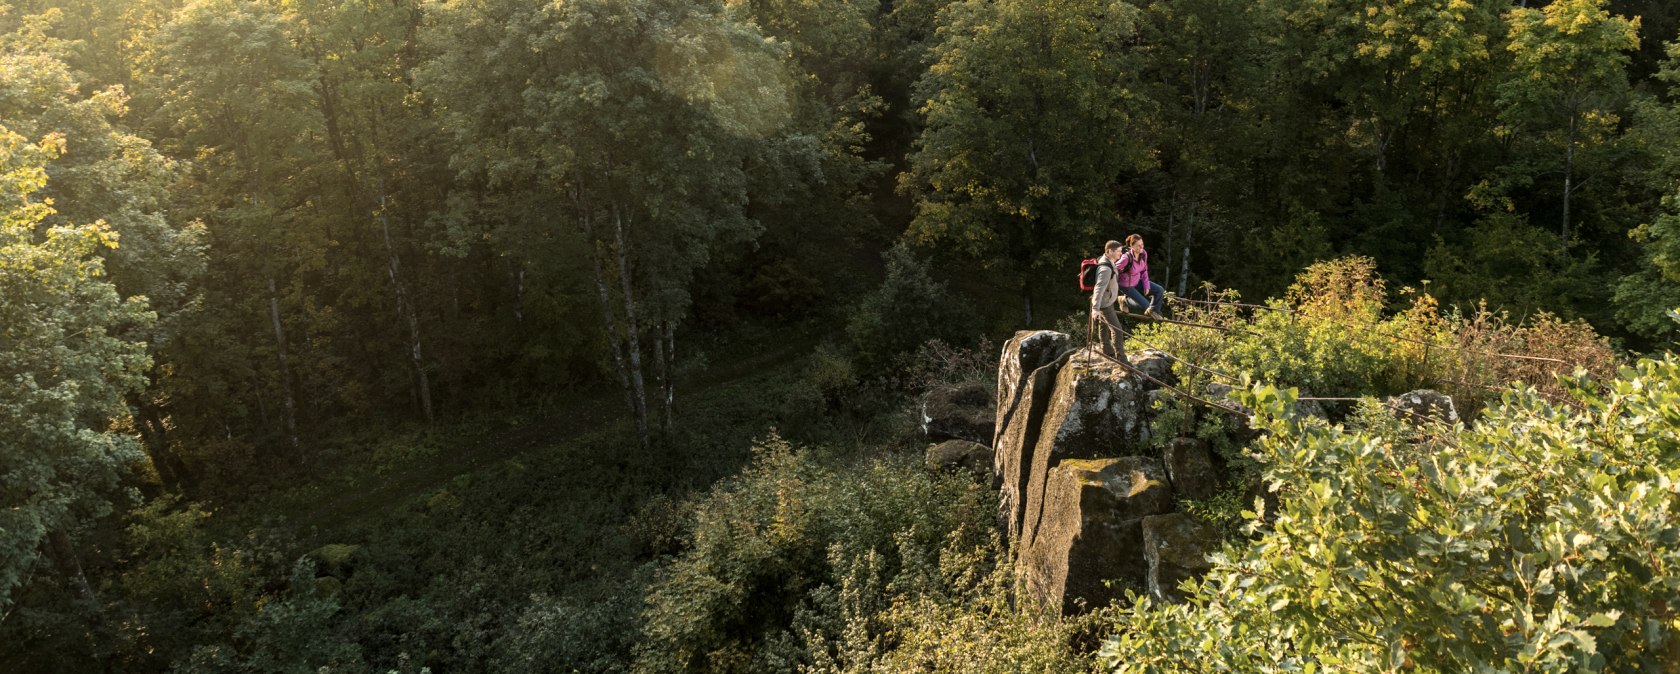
{"left": 1099, "top": 355, "right": 1680, "bottom": 673}
{"left": 0, "top": 123, "right": 152, "bottom": 615}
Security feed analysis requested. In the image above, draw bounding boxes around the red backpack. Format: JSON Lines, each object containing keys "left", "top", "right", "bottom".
{"left": 1078, "top": 257, "right": 1103, "bottom": 292}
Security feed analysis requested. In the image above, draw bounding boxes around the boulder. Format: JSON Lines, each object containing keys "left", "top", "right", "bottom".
{"left": 1293, "top": 389, "right": 1329, "bottom": 420}
{"left": 314, "top": 575, "right": 344, "bottom": 598}
{"left": 994, "top": 330, "right": 1072, "bottom": 447}
{"left": 1204, "top": 382, "right": 1261, "bottom": 443}
{"left": 1141, "top": 513, "right": 1219, "bottom": 604}
{"left": 1020, "top": 457, "right": 1173, "bottom": 615}
{"left": 1163, "top": 437, "right": 1217, "bottom": 501}
{"left": 1018, "top": 350, "right": 1155, "bottom": 547}
{"left": 926, "top": 440, "right": 991, "bottom": 475}
{"left": 1384, "top": 389, "right": 1459, "bottom": 425}
{"left": 922, "top": 381, "right": 995, "bottom": 445}
{"left": 308, "top": 543, "right": 362, "bottom": 580}
{"left": 993, "top": 357, "right": 1067, "bottom": 542}
{"left": 1128, "top": 349, "right": 1177, "bottom": 391}
{"left": 1040, "top": 348, "right": 1155, "bottom": 457}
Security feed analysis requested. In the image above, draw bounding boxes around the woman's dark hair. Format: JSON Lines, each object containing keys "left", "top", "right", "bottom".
{"left": 1124, "top": 234, "right": 1143, "bottom": 249}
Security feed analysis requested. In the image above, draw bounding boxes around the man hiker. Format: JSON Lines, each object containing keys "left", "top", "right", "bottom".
{"left": 1091, "top": 240, "right": 1128, "bottom": 360}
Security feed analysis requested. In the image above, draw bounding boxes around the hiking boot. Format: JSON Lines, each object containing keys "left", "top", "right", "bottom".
{"left": 1147, "top": 310, "right": 1165, "bottom": 320}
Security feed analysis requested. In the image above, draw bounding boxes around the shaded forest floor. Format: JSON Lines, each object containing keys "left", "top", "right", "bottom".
{"left": 241, "top": 320, "right": 833, "bottom": 550}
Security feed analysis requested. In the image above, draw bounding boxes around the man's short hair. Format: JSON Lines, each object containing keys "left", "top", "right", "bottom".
{"left": 1105, "top": 240, "right": 1124, "bottom": 253}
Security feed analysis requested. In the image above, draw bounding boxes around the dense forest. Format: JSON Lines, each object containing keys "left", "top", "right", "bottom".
{"left": 3, "top": 0, "right": 1680, "bottom": 671}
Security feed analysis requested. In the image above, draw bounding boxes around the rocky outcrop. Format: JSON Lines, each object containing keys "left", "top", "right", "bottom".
{"left": 925, "top": 439, "right": 991, "bottom": 475}
{"left": 993, "top": 356, "right": 1066, "bottom": 542}
{"left": 923, "top": 381, "right": 995, "bottom": 445}
{"left": 1163, "top": 437, "right": 1217, "bottom": 501}
{"left": 1385, "top": 389, "right": 1458, "bottom": 425}
{"left": 1204, "top": 382, "right": 1261, "bottom": 443}
{"left": 1019, "top": 350, "right": 1153, "bottom": 548}
{"left": 1020, "top": 457, "right": 1173, "bottom": 614}
{"left": 1040, "top": 348, "right": 1154, "bottom": 457}
{"left": 994, "top": 330, "right": 1073, "bottom": 447}
{"left": 1141, "top": 513, "right": 1218, "bottom": 604}
{"left": 988, "top": 331, "right": 1233, "bottom": 615}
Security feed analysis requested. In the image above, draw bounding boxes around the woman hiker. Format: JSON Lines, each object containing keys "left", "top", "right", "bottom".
{"left": 1118, "top": 234, "right": 1166, "bottom": 320}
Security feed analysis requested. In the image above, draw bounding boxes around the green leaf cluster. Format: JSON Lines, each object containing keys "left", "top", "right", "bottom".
{"left": 1098, "top": 360, "right": 1680, "bottom": 672}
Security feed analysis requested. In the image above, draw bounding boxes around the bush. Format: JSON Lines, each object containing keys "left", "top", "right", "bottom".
{"left": 635, "top": 433, "right": 997, "bottom": 673}
{"left": 1098, "top": 359, "right": 1680, "bottom": 672}
{"left": 846, "top": 244, "right": 971, "bottom": 373}
{"left": 805, "top": 539, "right": 1107, "bottom": 674}
{"left": 177, "top": 563, "right": 365, "bottom": 674}
{"left": 493, "top": 573, "right": 648, "bottom": 674}
{"left": 1135, "top": 258, "right": 1618, "bottom": 420}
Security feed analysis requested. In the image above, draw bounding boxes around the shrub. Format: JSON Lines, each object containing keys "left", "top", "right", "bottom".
{"left": 493, "top": 573, "right": 649, "bottom": 674}
{"left": 1098, "top": 359, "right": 1680, "bottom": 672}
{"left": 635, "top": 434, "right": 997, "bottom": 673}
{"left": 804, "top": 538, "right": 1107, "bottom": 674}
{"left": 1139, "top": 258, "right": 1618, "bottom": 420}
{"left": 846, "top": 244, "right": 971, "bottom": 373}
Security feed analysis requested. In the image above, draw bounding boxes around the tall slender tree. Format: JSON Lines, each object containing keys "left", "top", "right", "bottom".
{"left": 901, "top": 0, "right": 1154, "bottom": 325}
{"left": 1502, "top": 0, "right": 1640, "bottom": 239}
{"left": 0, "top": 125, "right": 152, "bottom": 618}
{"left": 422, "top": 0, "right": 792, "bottom": 446}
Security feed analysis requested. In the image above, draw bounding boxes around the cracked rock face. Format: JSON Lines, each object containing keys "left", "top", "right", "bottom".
{"left": 1128, "top": 349, "right": 1177, "bottom": 391}
{"left": 993, "top": 358, "right": 1065, "bottom": 543}
{"left": 1163, "top": 437, "right": 1217, "bottom": 501}
{"left": 1042, "top": 348, "right": 1154, "bottom": 457}
{"left": 1018, "top": 353, "right": 1155, "bottom": 552}
{"left": 994, "top": 330, "right": 1072, "bottom": 446}
{"left": 990, "top": 333, "right": 1185, "bottom": 616}
{"left": 1142, "top": 513, "right": 1218, "bottom": 604}
{"left": 1020, "top": 457, "right": 1173, "bottom": 615}
{"left": 923, "top": 381, "right": 995, "bottom": 446}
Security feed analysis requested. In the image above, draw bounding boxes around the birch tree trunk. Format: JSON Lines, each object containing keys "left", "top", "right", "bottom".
{"left": 266, "top": 272, "right": 301, "bottom": 452}
{"left": 663, "top": 322, "right": 674, "bottom": 433}
{"left": 611, "top": 204, "right": 650, "bottom": 447}
{"left": 577, "top": 190, "right": 641, "bottom": 440}
{"left": 1179, "top": 199, "right": 1196, "bottom": 296}
{"left": 376, "top": 187, "right": 434, "bottom": 424}
{"left": 652, "top": 320, "right": 674, "bottom": 435}
{"left": 1562, "top": 105, "right": 1577, "bottom": 239}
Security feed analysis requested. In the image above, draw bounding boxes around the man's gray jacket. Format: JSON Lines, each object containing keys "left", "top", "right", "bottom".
{"left": 1091, "top": 257, "right": 1120, "bottom": 310}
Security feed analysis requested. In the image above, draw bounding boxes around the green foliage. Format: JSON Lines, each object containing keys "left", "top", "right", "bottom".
{"left": 1141, "top": 258, "right": 1619, "bottom": 416}
{"left": 1099, "top": 361, "right": 1680, "bottom": 672}
{"left": 806, "top": 344, "right": 860, "bottom": 409}
{"left": 492, "top": 573, "right": 648, "bottom": 674}
{"left": 636, "top": 434, "right": 996, "bottom": 672}
{"left": 846, "top": 244, "right": 970, "bottom": 372}
{"left": 804, "top": 539, "right": 1105, "bottom": 674}
{"left": 0, "top": 124, "right": 152, "bottom": 613}
{"left": 1222, "top": 257, "right": 1401, "bottom": 397}
{"left": 1616, "top": 40, "right": 1680, "bottom": 345}
{"left": 901, "top": 0, "right": 1152, "bottom": 317}
{"left": 1180, "top": 482, "right": 1247, "bottom": 532}
{"left": 7, "top": 0, "right": 1680, "bottom": 671}
{"left": 177, "top": 562, "right": 366, "bottom": 674}
{"left": 1425, "top": 212, "right": 1607, "bottom": 324}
